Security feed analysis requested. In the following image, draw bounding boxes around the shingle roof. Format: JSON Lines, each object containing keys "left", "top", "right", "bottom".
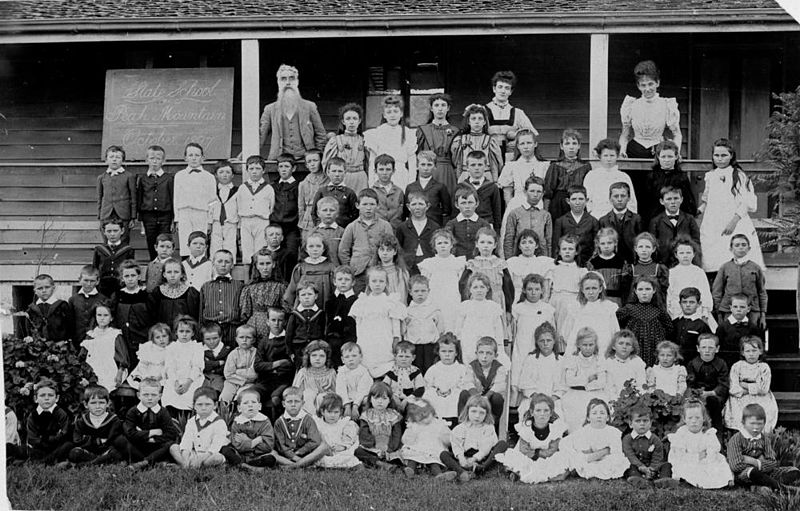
{"left": 0, "top": 0, "right": 787, "bottom": 21}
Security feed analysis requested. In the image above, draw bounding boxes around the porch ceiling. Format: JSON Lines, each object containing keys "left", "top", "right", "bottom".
{"left": 0, "top": 0, "right": 796, "bottom": 42}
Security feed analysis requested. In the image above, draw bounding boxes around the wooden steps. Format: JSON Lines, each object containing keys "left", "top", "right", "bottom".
{"left": 775, "top": 392, "right": 800, "bottom": 424}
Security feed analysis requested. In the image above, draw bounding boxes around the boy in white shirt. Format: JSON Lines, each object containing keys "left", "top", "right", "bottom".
{"left": 237, "top": 155, "right": 276, "bottom": 273}
{"left": 174, "top": 143, "right": 216, "bottom": 256}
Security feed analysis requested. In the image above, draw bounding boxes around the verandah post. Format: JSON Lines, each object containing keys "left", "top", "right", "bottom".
{"left": 241, "top": 39, "right": 260, "bottom": 160}
{"left": 589, "top": 33, "right": 609, "bottom": 153}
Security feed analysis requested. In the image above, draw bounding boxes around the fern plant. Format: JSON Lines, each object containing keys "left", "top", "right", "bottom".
{"left": 759, "top": 85, "right": 800, "bottom": 249}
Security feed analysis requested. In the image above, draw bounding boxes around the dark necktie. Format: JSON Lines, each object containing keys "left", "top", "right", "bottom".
{"left": 218, "top": 188, "right": 227, "bottom": 224}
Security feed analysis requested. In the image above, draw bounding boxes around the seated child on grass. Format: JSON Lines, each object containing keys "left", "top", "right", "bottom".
{"left": 115, "top": 377, "right": 179, "bottom": 470}
{"left": 668, "top": 399, "right": 733, "bottom": 489}
{"left": 399, "top": 398, "right": 452, "bottom": 478}
{"left": 622, "top": 406, "right": 677, "bottom": 489}
{"left": 170, "top": 387, "right": 229, "bottom": 468}
{"left": 273, "top": 386, "right": 328, "bottom": 468}
{"left": 65, "top": 385, "right": 123, "bottom": 467}
{"left": 314, "top": 392, "right": 361, "bottom": 469}
{"left": 562, "top": 398, "right": 629, "bottom": 481}
{"left": 221, "top": 388, "right": 276, "bottom": 472}
{"left": 496, "top": 393, "right": 569, "bottom": 484}
{"left": 354, "top": 382, "right": 403, "bottom": 470}
{"left": 440, "top": 395, "right": 508, "bottom": 482}
{"left": 727, "top": 403, "right": 800, "bottom": 495}
{"left": 7, "top": 378, "right": 72, "bottom": 464}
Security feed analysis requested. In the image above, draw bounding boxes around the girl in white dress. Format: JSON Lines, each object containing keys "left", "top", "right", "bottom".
{"left": 398, "top": 398, "right": 452, "bottom": 476}
{"left": 723, "top": 336, "right": 778, "bottom": 433}
{"left": 161, "top": 315, "right": 205, "bottom": 413}
{"left": 603, "top": 330, "right": 647, "bottom": 404}
{"left": 510, "top": 273, "right": 556, "bottom": 398}
{"left": 698, "top": 138, "right": 764, "bottom": 272}
{"left": 515, "top": 322, "right": 562, "bottom": 415}
{"left": 668, "top": 399, "right": 733, "bottom": 489}
{"left": 423, "top": 333, "right": 473, "bottom": 425}
{"left": 665, "top": 238, "right": 717, "bottom": 330}
{"left": 81, "top": 302, "right": 129, "bottom": 393}
{"left": 563, "top": 272, "right": 619, "bottom": 355}
{"left": 127, "top": 323, "right": 171, "bottom": 389}
{"left": 456, "top": 273, "right": 507, "bottom": 365}
{"left": 560, "top": 328, "right": 607, "bottom": 433}
{"left": 646, "top": 341, "right": 687, "bottom": 396}
{"left": 364, "top": 95, "right": 417, "bottom": 190}
{"left": 498, "top": 130, "right": 550, "bottom": 242}
{"left": 506, "top": 230, "right": 555, "bottom": 301}
{"left": 495, "top": 393, "right": 570, "bottom": 483}
{"left": 314, "top": 392, "right": 360, "bottom": 468}
{"left": 418, "top": 229, "right": 466, "bottom": 334}
{"left": 349, "top": 266, "right": 407, "bottom": 378}
{"left": 546, "top": 235, "right": 586, "bottom": 353}
{"left": 562, "top": 398, "right": 629, "bottom": 480}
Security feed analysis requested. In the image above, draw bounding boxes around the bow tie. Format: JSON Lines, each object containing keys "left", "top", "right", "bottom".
{"left": 471, "top": 181, "right": 481, "bottom": 187}
{"left": 667, "top": 214, "right": 679, "bottom": 219}
{"left": 215, "top": 276, "right": 231, "bottom": 282}
{"left": 734, "top": 320, "right": 749, "bottom": 326}
{"left": 329, "top": 185, "right": 344, "bottom": 191}
{"left": 189, "top": 168, "right": 202, "bottom": 173}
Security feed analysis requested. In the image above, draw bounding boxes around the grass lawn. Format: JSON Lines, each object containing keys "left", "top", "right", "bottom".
{"left": 6, "top": 465, "right": 769, "bottom": 511}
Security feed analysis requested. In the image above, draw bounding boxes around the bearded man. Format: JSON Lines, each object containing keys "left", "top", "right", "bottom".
{"left": 259, "top": 64, "right": 327, "bottom": 160}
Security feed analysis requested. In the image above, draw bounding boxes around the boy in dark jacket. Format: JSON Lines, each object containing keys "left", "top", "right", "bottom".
{"left": 7, "top": 378, "right": 72, "bottom": 464}
{"left": 66, "top": 385, "right": 123, "bottom": 466}
{"left": 114, "top": 377, "right": 179, "bottom": 469}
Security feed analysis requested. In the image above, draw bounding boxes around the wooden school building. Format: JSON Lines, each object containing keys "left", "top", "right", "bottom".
{"left": 2, "top": 0, "right": 800, "bottom": 414}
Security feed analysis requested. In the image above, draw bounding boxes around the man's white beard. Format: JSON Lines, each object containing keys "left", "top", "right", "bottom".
{"left": 278, "top": 86, "right": 301, "bottom": 118}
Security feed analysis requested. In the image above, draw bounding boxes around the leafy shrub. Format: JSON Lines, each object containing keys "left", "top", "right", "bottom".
{"left": 758, "top": 490, "right": 800, "bottom": 511}
{"left": 610, "top": 380, "right": 703, "bottom": 438}
{"left": 759, "top": 85, "right": 800, "bottom": 248}
{"left": 769, "top": 426, "right": 800, "bottom": 467}
{"left": 3, "top": 332, "right": 95, "bottom": 417}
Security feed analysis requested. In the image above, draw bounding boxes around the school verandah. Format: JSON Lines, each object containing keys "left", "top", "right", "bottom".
{"left": 2, "top": 0, "right": 800, "bottom": 417}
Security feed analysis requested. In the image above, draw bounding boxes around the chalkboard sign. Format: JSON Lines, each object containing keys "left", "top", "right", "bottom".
{"left": 102, "top": 68, "right": 234, "bottom": 160}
